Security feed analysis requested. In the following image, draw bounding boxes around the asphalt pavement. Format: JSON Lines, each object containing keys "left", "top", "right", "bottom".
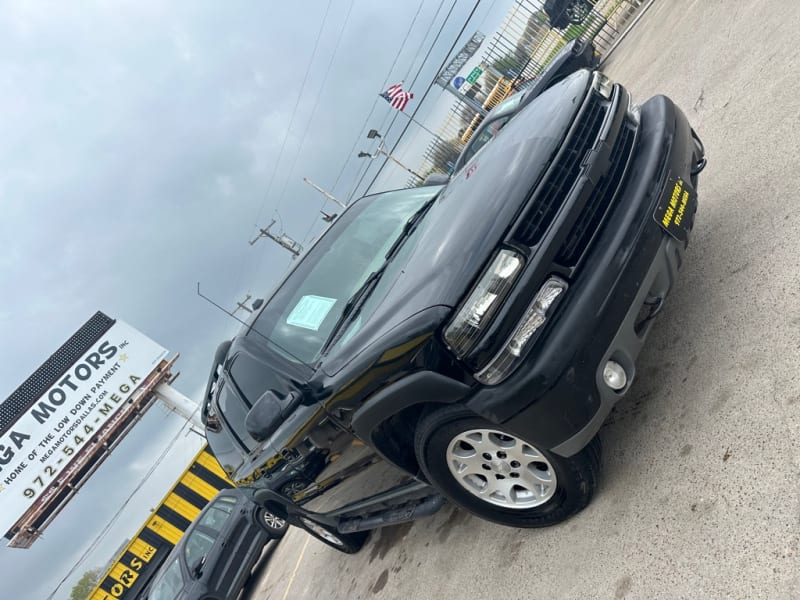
{"left": 246, "top": 1, "right": 800, "bottom": 597}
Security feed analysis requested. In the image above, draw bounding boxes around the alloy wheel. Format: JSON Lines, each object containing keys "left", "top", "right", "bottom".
{"left": 282, "top": 480, "right": 307, "bottom": 497}
{"left": 262, "top": 511, "right": 286, "bottom": 530}
{"left": 566, "top": 0, "right": 591, "bottom": 23}
{"left": 445, "top": 428, "right": 557, "bottom": 509}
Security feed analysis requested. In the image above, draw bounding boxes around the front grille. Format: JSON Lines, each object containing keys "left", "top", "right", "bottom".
{"left": 513, "top": 93, "right": 608, "bottom": 246}
{"left": 555, "top": 122, "right": 637, "bottom": 266}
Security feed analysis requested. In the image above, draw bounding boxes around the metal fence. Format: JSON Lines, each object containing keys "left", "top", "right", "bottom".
{"left": 406, "top": 0, "right": 646, "bottom": 185}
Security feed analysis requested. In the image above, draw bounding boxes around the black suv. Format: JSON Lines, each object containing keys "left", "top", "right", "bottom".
{"left": 544, "top": 0, "right": 595, "bottom": 30}
{"left": 142, "top": 489, "right": 287, "bottom": 599}
{"left": 202, "top": 69, "right": 705, "bottom": 553}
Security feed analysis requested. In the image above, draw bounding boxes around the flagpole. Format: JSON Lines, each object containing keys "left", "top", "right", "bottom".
{"left": 398, "top": 111, "right": 447, "bottom": 145}
{"left": 379, "top": 83, "right": 447, "bottom": 145}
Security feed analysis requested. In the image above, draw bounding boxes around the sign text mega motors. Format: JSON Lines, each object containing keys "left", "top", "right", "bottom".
{"left": 0, "top": 319, "right": 167, "bottom": 534}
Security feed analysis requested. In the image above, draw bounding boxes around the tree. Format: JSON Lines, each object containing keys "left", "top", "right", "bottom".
{"left": 70, "top": 568, "right": 102, "bottom": 600}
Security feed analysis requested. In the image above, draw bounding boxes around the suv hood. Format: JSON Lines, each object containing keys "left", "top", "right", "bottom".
{"left": 325, "top": 70, "right": 592, "bottom": 370}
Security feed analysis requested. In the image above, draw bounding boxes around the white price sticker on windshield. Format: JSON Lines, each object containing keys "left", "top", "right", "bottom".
{"left": 286, "top": 295, "right": 337, "bottom": 330}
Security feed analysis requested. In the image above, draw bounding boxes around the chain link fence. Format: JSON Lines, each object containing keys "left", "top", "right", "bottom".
{"left": 406, "top": 0, "right": 646, "bottom": 185}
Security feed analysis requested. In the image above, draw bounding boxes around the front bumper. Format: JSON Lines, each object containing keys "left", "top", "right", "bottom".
{"left": 466, "top": 94, "right": 703, "bottom": 456}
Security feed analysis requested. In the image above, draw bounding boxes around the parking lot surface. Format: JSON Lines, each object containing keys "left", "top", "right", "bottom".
{"left": 247, "top": 1, "right": 800, "bottom": 597}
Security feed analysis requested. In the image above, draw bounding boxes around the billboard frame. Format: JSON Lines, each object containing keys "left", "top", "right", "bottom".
{"left": 0, "top": 313, "right": 174, "bottom": 548}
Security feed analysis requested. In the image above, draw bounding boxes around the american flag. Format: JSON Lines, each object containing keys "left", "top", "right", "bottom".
{"left": 380, "top": 82, "right": 414, "bottom": 112}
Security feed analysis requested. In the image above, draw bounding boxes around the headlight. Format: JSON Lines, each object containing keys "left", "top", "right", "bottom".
{"left": 475, "top": 277, "right": 567, "bottom": 385}
{"left": 444, "top": 249, "right": 524, "bottom": 357}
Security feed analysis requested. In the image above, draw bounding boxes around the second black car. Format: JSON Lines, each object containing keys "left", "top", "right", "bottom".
{"left": 143, "top": 489, "right": 287, "bottom": 600}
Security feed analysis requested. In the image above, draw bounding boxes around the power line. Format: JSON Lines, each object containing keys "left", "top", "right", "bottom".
{"left": 369, "top": 0, "right": 451, "bottom": 162}
{"left": 251, "top": 0, "right": 439, "bottom": 286}
{"left": 345, "top": 149, "right": 373, "bottom": 201}
{"left": 330, "top": 0, "right": 429, "bottom": 195}
{"left": 46, "top": 410, "right": 198, "bottom": 600}
{"left": 234, "top": 0, "right": 335, "bottom": 298}
{"left": 233, "top": 0, "right": 471, "bottom": 302}
{"left": 350, "top": 0, "right": 463, "bottom": 200}
{"left": 299, "top": 195, "right": 328, "bottom": 247}
{"left": 253, "top": 0, "right": 334, "bottom": 222}
{"left": 360, "top": 0, "right": 482, "bottom": 198}
{"left": 363, "top": 0, "right": 471, "bottom": 195}
{"left": 274, "top": 0, "right": 356, "bottom": 212}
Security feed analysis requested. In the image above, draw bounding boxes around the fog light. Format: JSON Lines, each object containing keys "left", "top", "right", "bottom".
{"left": 603, "top": 360, "right": 627, "bottom": 390}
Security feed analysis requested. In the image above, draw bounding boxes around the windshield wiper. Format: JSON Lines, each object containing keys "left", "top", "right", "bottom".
{"left": 320, "top": 265, "right": 387, "bottom": 356}
{"left": 320, "top": 197, "right": 438, "bottom": 357}
{"left": 384, "top": 196, "right": 437, "bottom": 261}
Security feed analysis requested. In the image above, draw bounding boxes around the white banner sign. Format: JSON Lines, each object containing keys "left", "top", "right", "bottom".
{"left": 0, "top": 320, "right": 167, "bottom": 533}
{"left": 435, "top": 31, "right": 485, "bottom": 88}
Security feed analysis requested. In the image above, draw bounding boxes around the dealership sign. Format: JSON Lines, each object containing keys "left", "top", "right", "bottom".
{"left": 435, "top": 31, "right": 486, "bottom": 87}
{"left": 0, "top": 320, "right": 166, "bottom": 534}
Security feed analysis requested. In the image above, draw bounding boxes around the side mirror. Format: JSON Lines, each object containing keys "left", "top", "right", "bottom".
{"left": 422, "top": 172, "right": 450, "bottom": 187}
{"left": 251, "top": 298, "right": 264, "bottom": 311}
{"left": 245, "top": 391, "right": 303, "bottom": 442}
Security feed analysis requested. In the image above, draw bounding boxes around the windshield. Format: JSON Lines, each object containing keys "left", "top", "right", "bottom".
{"left": 249, "top": 187, "right": 439, "bottom": 364}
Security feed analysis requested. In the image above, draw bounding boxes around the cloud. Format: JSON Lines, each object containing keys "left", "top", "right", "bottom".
{"left": 0, "top": 0, "right": 518, "bottom": 597}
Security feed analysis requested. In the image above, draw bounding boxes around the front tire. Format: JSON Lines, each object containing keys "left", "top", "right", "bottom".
{"left": 258, "top": 509, "right": 288, "bottom": 537}
{"left": 415, "top": 406, "right": 600, "bottom": 528}
{"left": 280, "top": 479, "right": 309, "bottom": 499}
{"left": 295, "top": 516, "right": 369, "bottom": 554}
{"left": 565, "top": 0, "right": 593, "bottom": 24}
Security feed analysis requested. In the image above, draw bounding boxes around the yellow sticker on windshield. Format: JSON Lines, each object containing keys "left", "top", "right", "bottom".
{"left": 286, "top": 295, "right": 337, "bottom": 330}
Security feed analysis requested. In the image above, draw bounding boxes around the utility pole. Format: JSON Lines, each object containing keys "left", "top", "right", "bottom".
{"left": 358, "top": 139, "right": 423, "bottom": 180}
{"left": 303, "top": 177, "right": 347, "bottom": 209}
{"left": 232, "top": 294, "right": 253, "bottom": 316}
{"left": 249, "top": 219, "right": 303, "bottom": 257}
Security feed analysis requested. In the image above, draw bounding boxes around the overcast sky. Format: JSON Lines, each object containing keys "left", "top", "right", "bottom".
{"left": 0, "top": 0, "right": 513, "bottom": 597}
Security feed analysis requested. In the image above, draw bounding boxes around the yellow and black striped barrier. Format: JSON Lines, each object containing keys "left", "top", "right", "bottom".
{"left": 88, "top": 444, "right": 231, "bottom": 600}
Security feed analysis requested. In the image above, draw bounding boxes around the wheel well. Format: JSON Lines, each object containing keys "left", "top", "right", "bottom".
{"left": 370, "top": 402, "right": 449, "bottom": 476}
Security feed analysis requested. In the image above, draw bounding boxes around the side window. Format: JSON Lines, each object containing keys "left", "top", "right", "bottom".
{"left": 198, "top": 496, "right": 237, "bottom": 533}
{"left": 184, "top": 529, "right": 215, "bottom": 569}
{"left": 148, "top": 558, "right": 184, "bottom": 600}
